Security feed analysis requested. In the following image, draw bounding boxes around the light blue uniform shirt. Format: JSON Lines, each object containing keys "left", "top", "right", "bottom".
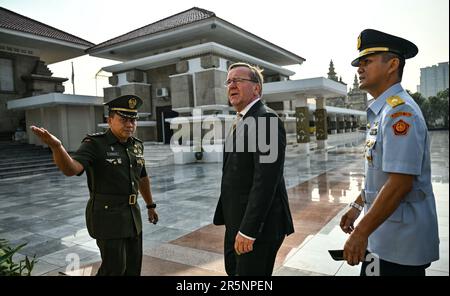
{"left": 363, "top": 83, "right": 439, "bottom": 265}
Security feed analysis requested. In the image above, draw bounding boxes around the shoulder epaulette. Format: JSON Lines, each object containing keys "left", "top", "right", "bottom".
{"left": 386, "top": 96, "right": 405, "bottom": 108}
{"left": 132, "top": 136, "right": 143, "bottom": 143}
{"left": 87, "top": 132, "right": 106, "bottom": 137}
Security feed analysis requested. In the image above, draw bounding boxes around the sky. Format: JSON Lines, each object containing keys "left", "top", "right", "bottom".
{"left": 1, "top": 0, "right": 449, "bottom": 97}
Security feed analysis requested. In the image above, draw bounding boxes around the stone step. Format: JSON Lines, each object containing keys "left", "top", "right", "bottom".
{"left": 141, "top": 143, "right": 174, "bottom": 167}
{"left": 0, "top": 162, "right": 56, "bottom": 174}
{"left": 0, "top": 142, "right": 56, "bottom": 179}
{"left": 0, "top": 158, "right": 53, "bottom": 168}
{"left": 0, "top": 153, "right": 52, "bottom": 163}
{"left": 0, "top": 166, "right": 59, "bottom": 179}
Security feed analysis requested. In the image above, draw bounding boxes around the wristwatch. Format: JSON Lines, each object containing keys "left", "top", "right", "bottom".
{"left": 349, "top": 201, "right": 363, "bottom": 212}
{"left": 146, "top": 203, "right": 157, "bottom": 209}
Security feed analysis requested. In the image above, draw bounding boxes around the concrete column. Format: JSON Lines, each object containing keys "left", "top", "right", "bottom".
{"left": 329, "top": 114, "right": 337, "bottom": 134}
{"left": 315, "top": 97, "right": 327, "bottom": 150}
{"left": 59, "top": 105, "right": 69, "bottom": 149}
{"left": 345, "top": 115, "right": 352, "bottom": 132}
{"left": 337, "top": 115, "right": 345, "bottom": 133}
{"left": 170, "top": 74, "right": 194, "bottom": 108}
{"left": 293, "top": 95, "right": 310, "bottom": 154}
{"left": 350, "top": 115, "right": 355, "bottom": 132}
{"left": 194, "top": 69, "right": 227, "bottom": 106}
{"left": 355, "top": 115, "right": 362, "bottom": 130}
{"left": 103, "top": 86, "right": 121, "bottom": 103}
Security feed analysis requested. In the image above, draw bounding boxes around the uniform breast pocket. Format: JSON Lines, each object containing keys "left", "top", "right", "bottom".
{"left": 104, "top": 158, "right": 125, "bottom": 178}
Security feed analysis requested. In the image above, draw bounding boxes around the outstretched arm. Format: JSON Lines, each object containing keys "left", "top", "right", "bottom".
{"left": 30, "top": 126, "right": 83, "bottom": 176}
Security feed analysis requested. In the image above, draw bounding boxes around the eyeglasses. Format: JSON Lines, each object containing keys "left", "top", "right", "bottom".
{"left": 224, "top": 77, "right": 258, "bottom": 87}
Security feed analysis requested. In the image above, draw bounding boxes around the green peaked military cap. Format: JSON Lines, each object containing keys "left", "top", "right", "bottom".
{"left": 351, "top": 29, "right": 418, "bottom": 66}
{"left": 104, "top": 95, "right": 143, "bottom": 119}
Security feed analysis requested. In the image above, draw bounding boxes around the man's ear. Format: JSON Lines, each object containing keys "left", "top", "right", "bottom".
{"left": 254, "top": 83, "right": 262, "bottom": 97}
{"left": 388, "top": 57, "right": 400, "bottom": 76}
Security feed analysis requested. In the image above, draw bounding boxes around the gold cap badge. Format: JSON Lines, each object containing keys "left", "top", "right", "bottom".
{"left": 357, "top": 34, "right": 361, "bottom": 50}
{"left": 128, "top": 98, "right": 137, "bottom": 109}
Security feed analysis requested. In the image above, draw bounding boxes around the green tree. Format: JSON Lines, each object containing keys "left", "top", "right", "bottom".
{"left": 433, "top": 88, "right": 449, "bottom": 129}
{"left": 409, "top": 91, "right": 431, "bottom": 126}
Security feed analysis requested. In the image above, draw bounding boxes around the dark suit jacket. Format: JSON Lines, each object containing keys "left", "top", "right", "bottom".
{"left": 213, "top": 100, "right": 294, "bottom": 242}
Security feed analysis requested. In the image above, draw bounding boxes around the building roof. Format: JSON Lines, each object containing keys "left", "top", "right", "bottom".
{"left": 102, "top": 42, "right": 296, "bottom": 77}
{"left": 89, "top": 7, "right": 214, "bottom": 52}
{"left": 0, "top": 7, "right": 94, "bottom": 47}
{"left": 263, "top": 77, "right": 349, "bottom": 101}
{"left": 87, "top": 7, "right": 305, "bottom": 66}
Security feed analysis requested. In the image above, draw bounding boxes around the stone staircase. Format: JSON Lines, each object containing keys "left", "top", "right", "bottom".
{"left": 0, "top": 141, "right": 174, "bottom": 180}
{"left": 0, "top": 141, "right": 57, "bottom": 179}
{"left": 142, "top": 142, "right": 174, "bottom": 168}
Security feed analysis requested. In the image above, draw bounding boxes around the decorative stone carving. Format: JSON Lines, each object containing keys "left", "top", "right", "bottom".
{"left": 315, "top": 108, "right": 328, "bottom": 140}
{"left": 295, "top": 106, "right": 310, "bottom": 143}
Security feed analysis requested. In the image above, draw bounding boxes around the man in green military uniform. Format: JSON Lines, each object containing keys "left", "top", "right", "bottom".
{"left": 30, "top": 94, "right": 158, "bottom": 276}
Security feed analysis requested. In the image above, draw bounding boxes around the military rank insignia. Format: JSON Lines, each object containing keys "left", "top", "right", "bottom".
{"left": 386, "top": 96, "right": 405, "bottom": 108}
{"left": 392, "top": 119, "right": 410, "bottom": 135}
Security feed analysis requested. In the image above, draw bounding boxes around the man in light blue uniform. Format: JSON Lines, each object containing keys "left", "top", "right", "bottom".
{"left": 339, "top": 29, "right": 439, "bottom": 276}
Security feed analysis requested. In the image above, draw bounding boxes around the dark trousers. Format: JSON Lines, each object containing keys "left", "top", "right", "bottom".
{"left": 224, "top": 236, "right": 284, "bottom": 276}
{"left": 361, "top": 254, "right": 430, "bottom": 276}
{"left": 96, "top": 233, "right": 142, "bottom": 276}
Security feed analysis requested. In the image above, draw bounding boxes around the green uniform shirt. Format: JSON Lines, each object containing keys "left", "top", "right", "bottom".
{"left": 72, "top": 129, "right": 146, "bottom": 239}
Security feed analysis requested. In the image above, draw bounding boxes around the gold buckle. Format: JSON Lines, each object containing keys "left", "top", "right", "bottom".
{"left": 128, "top": 194, "right": 137, "bottom": 205}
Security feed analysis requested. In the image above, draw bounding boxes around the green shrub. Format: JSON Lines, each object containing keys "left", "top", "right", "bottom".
{"left": 0, "top": 238, "right": 37, "bottom": 276}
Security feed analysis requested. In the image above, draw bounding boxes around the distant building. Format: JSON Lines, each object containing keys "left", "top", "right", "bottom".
{"left": 0, "top": 7, "right": 94, "bottom": 139}
{"left": 6, "top": 7, "right": 365, "bottom": 159}
{"left": 326, "top": 60, "right": 348, "bottom": 108}
{"left": 347, "top": 75, "right": 368, "bottom": 111}
{"left": 325, "top": 60, "right": 367, "bottom": 111}
{"left": 418, "top": 62, "right": 449, "bottom": 98}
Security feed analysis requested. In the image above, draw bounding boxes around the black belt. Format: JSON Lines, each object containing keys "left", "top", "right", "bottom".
{"left": 91, "top": 193, "right": 138, "bottom": 205}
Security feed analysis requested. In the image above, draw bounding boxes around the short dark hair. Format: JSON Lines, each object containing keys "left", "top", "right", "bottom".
{"left": 381, "top": 52, "right": 405, "bottom": 80}
{"left": 108, "top": 110, "right": 117, "bottom": 118}
{"left": 228, "top": 62, "right": 264, "bottom": 95}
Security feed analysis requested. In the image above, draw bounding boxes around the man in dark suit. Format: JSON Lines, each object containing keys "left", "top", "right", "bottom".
{"left": 213, "top": 62, "right": 294, "bottom": 276}
{"left": 30, "top": 95, "right": 158, "bottom": 276}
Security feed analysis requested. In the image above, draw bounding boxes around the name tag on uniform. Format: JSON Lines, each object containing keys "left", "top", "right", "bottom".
{"left": 107, "top": 152, "right": 120, "bottom": 157}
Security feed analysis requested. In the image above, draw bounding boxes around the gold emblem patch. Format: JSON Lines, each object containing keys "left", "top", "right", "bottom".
{"left": 357, "top": 34, "right": 361, "bottom": 50}
{"left": 128, "top": 98, "right": 137, "bottom": 109}
{"left": 392, "top": 119, "right": 410, "bottom": 135}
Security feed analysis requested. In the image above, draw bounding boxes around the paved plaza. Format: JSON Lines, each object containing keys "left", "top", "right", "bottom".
{"left": 0, "top": 131, "right": 447, "bottom": 276}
